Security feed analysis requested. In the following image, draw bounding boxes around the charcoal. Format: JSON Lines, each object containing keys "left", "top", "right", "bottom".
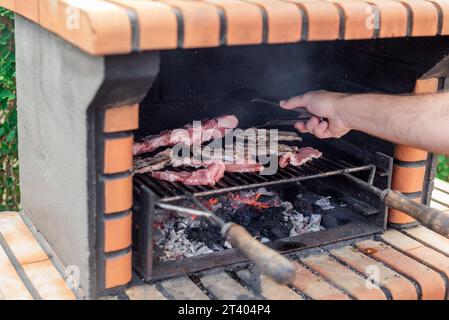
{"left": 294, "top": 197, "right": 314, "bottom": 216}
{"left": 321, "top": 213, "right": 340, "bottom": 229}
{"left": 154, "top": 187, "right": 331, "bottom": 262}
{"left": 185, "top": 223, "right": 223, "bottom": 249}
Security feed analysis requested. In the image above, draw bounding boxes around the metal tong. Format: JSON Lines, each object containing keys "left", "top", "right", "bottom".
{"left": 156, "top": 202, "right": 296, "bottom": 285}
{"left": 250, "top": 98, "right": 322, "bottom": 128}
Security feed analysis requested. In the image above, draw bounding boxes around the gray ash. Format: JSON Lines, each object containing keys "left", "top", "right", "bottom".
{"left": 154, "top": 187, "right": 337, "bottom": 262}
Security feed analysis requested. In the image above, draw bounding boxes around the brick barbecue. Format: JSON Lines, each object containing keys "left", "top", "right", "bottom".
{"left": 3, "top": 0, "right": 449, "bottom": 299}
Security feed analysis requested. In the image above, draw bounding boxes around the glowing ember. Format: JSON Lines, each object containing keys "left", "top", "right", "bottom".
{"left": 231, "top": 193, "right": 271, "bottom": 209}
{"left": 153, "top": 187, "right": 331, "bottom": 262}
{"left": 208, "top": 197, "right": 219, "bottom": 205}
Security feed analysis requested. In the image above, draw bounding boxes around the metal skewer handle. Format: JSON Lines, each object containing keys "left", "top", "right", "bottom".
{"left": 344, "top": 174, "right": 449, "bottom": 237}
{"left": 156, "top": 202, "right": 296, "bottom": 284}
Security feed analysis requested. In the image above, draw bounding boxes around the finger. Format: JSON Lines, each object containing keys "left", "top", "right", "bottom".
{"left": 294, "top": 121, "right": 308, "bottom": 133}
{"left": 305, "top": 117, "right": 320, "bottom": 132}
{"left": 280, "top": 95, "right": 308, "bottom": 110}
{"left": 312, "top": 121, "right": 329, "bottom": 138}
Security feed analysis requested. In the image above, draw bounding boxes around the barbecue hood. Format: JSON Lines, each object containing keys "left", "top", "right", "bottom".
{"left": 5, "top": 0, "right": 449, "bottom": 299}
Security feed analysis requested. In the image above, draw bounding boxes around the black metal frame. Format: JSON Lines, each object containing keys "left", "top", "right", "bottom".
{"left": 132, "top": 153, "right": 391, "bottom": 282}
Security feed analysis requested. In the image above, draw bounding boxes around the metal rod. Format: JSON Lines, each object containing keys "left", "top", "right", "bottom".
{"left": 159, "top": 163, "right": 376, "bottom": 202}
{"left": 155, "top": 202, "right": 226, "bottom": 227}
{"left": 367, "top": 166, "right": 377, "bottom": 185}
{"left": 155, "top": 203, "right": 212, "bottom": 218}
{"left": 343, "top": 173, "right": 383, "bottom": 197}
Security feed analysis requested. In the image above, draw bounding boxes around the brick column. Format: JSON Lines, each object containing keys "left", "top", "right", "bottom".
{"left": 388, "top": 78, "right": 439, "bottom": 227}
{"left": 98, "top": 104, "right": 139, "bottom": 291}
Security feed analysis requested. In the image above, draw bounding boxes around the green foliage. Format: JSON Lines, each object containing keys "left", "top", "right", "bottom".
{"left": 0, "top": 9, "right": 19, "bottom": 211}
{"left": 437, "top": 155, "right": 449, "bottom": 182}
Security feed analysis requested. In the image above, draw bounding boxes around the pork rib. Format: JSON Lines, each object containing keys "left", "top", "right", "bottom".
{"left": 133, "top": 115, "right": 239, "bottom": 156}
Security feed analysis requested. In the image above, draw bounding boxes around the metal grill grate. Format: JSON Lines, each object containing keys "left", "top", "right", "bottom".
{"left": 133, "top": 155, "right": 376, "bottom": 202}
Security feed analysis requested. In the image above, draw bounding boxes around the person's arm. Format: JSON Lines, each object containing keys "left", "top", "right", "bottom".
{"left": 280, "top": 90, "right": 449, "bottom": 155}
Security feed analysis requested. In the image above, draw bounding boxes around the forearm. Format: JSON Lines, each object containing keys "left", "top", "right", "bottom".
{"left": 337, "top": 92, "right": 449, "bottom": 154}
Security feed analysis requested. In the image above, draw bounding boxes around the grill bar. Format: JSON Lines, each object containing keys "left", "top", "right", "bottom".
{"left": 134, "top": 156, "right": 377, "bottom": 202}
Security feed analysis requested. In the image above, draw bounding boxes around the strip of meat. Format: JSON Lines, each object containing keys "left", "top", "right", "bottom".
{"left": 133, "top": 115, "right": 239, "bottom": 156}
{"left": 151, "top": 163, "right": 226, "bottom": 186}
{"left": 134, "top": 149, "right": 171, "bottom": 173}
{"left": 224, "top": 163, "right": 264, "bottom": 173}
{"left": 279, "top": 147, "right": 322, "bottom": 168}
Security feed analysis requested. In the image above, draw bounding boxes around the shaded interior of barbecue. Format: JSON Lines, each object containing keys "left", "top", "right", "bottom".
{"left": 130, "top": 40, "right": 424, "bottom": 281}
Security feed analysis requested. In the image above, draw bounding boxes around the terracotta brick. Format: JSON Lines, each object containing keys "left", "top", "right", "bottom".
{"left": 430, "top": 200, "right": 449, "bottom": 212}
{"left": 302, "top": 254, "right": 387, "bottom": 299}
{"left": 244, "top": 0, "right": 302, "bottom": 43}
{"left": 330, "top": 246, "right": 417, "bottom": 299}
{"left": 38, "top": 0, "right": 133, "bottom": 55}
{"left": 432, "top": 189, "right": 449, "bottom": 208}
{"left": 126, "top": 285, "right": 167, "bottom": 300}
{"left": 391, "top": 165, "right": 425, "bottom": 193}
{"left": 104, "top": 212, "right": 132, "bottom": 252}
{"left": 0, "top": 0, "right": 15, "bottom": 11}
{"left": 404, "top": 226, "right": 449, "bottom": 256}
{"left": 388, "top": 196, "right": 420, "bottom": 225}
{"left": 106, "top": 0, "right": 178, "bottom": 50}
{"left": 356, "top": 239, "right": 446, "bottom": 299}
{"left": 0, "top": 213, "right": 48, "bottom": 265}
{"left": 364, "top": 0, "right": 408, "bottom": 37}
{"left": 395, "top": 0, "right": 439, "bottom": 36}
{"left": 200, "top": 271, "right": 257, "bottom": 300}
{"left": 23, "top": 260, "right": 76, "bottom": 300}
{"left": 434, "top": 178, "right": 449, "bottom": 193}
{"left": 104, "top": 136, "right": 133, "bottom": 174}
{"left": 160, "top": 276, "right": 210, "bottom": 300}
{"left": 159, "top": 0, "right": 221, "bottom": 48}
{"left": 103, "top": 175, "right": 133, "bottom": 214}
{"left": 237, "top": 269, "right": 303, "bottom": 300}
{"left": 105, "top": 251, "right": 132, "bottom": 289}
{"left": 325, "top": 0, "right": 374, "bottom": 39}
{"left": 201, "top": 0, "right": 263, "bottom": 45}
{"left": 15, "top": 0, "right": 39, "bottom": 22}
{"left": 103, "top": 104, "right": 139, "bottom": 133}
{"left": 291, "top": 262, "right": 351, "bottom": 300}
{"left": 395, "top": 145, "right": 428, "bottom": 162}
{"left": 0, "top": 246, "right": 33, "bottom": 300}
{"left": 414, "top": 78, "right": 439, "bottom": 93}
{"left": 389, "top": 77, "right": 436, "bottom": 225}
{"left": 427, "top": 0, "right": 449, "bottom": 35}
{"left": 382, "top": 230, "right": 449, "bottom": 291}
{"left": 285, "top": 0, "right": 340, "bottom": 40}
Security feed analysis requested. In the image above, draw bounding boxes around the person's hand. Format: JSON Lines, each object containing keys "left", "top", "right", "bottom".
{"left": 280, "top": 90, "right": 351, "bottom": 139}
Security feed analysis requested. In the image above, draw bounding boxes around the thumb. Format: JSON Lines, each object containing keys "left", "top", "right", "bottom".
{"left": 280, "top": 94, "right": 309, "bottom": 110}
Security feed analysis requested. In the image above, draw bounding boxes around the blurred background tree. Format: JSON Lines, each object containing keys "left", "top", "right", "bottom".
{"left": 0, "top": 9, "right": 19, "bottom": 211}
{"left": 437, "top": 155, "right": 449, "bottom": 182}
